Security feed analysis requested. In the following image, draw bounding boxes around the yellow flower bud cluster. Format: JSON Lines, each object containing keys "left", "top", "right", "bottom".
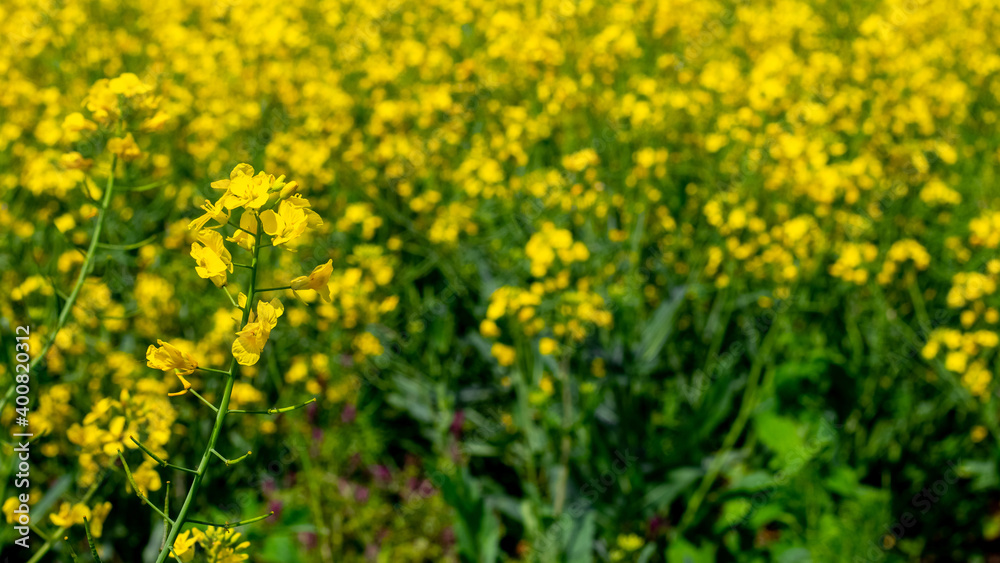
{"left": 525, "top": 222, "right": 590, "bottom": 278}
{"left": 876, "top": 239, "right": 931, "bottom": 285}
{"left": 829, "top": 243, "right": 879, "bottom": 285}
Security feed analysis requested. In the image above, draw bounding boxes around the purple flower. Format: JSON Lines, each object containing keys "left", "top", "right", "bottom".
{"left": 298, "top": 531, "right": 317, "bottom": 550}
{"left": 342, "top": 403, "right": 357, "bottom": 423}
{"left": 450, "top": 410, "right": 465, "bottom": 439}
{"left": 371, "top": 464, "right": 391, "bottom": 484}
{"left": 355, "top": 485, "right": 370, "bottom": 503}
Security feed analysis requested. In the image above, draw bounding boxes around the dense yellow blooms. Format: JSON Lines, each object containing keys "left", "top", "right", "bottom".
{"left": 172, "top": 527, "right": 250, "bottom": 563}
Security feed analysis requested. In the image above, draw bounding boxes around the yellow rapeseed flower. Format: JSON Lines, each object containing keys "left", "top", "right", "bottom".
{"left": 232, "top": 299, "right": 284, "bottom": 366}
{"left": 290, "top": 259, "right": 334, "bottom": 301}
{"left": 260, "top": 198, "right": 323, "bottom": 248}
{"left": 190, "top": 230, "right": 233, "bottom": 287}
{"left": 491, "top": 343, "right": 516, "bottom": 366}
{"left": 146, "top": 339, "right": 198, "bottom": 376}
{"left": 49, "top": 502, "right": 91, "bottom": 527}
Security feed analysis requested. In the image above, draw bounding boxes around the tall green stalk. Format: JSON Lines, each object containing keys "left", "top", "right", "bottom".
{"left": 153, "top": 223, "right": 262, "bottom": 563}
{"left": 12, "top": 159, "right": 118, "bottom": 563}
{"left": 0, "top": 157, "right": 118, "bottom": 414}
{"left": 676, "top": 324, "right": 779, "bottom": 533}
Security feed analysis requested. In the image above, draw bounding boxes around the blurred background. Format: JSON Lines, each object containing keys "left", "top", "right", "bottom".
{"left": 3, "top": 0, "right": 1000, "bottom": 561}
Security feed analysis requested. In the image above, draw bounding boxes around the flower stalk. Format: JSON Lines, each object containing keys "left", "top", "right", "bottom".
{"left": 152, "top": 223, "right": 262, "bottom": 563}
{"left": 1, "top": 157, "right": 118, "bottom": 414}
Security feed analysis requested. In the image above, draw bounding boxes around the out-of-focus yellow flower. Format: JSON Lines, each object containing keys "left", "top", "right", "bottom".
{"left": 617, "top": 533, "right": 644, "bottom": 551}
{"left": 131, "top": 462, "right": 162, "bottom": 494}
{"left": 200, "top": 527, "right": 251, "bottom": 563}
{"left": 59, "top": 151, "right": 93, "bottom": 171}
{"left": 140, "top": 110, "right": 170, "bottom": 132}
{"left": 539, "top": 337, "right": 558, "bottom": 355}
{"left": 89, "top": 501, "right": 112, "bottom": 537}
{"left": 190, "top": 230, "right": 233, "bottom": 287}
{"left": 49, "top": 502, "right": 91, "bottom": 527}
{"left": 171, "top": 529, "right": 201, "bottom": 562}
{"left": 108, "top": 72, "right": 151, "bottom": 97}
{"left": 480, "top": 319, "right": 501, "bottom": 338}
{"left": 146, "top": 339, "right": 198, "bottom": 376}
{"left": 3, "top": 497, "right": 27, "bottom": 524}
{"left": 491, "top": 343, "right": 516, "bottom": 366}
{"left": 62, "top": 112, "right": 97, "bottom": 133}
{"left": 591, "top": 358, "right": 606, "bottom": 378}
{"left": 353, "top": 331, "right": 384, "bottom": 358}
{"left": 107, "top": 133, "right": 142, "bottom": 161}
{"left": 291, "top": 259, "right": 333, "bottom": 301}
{"left": 972, "top": 425, "right": 988, "bottom": 443}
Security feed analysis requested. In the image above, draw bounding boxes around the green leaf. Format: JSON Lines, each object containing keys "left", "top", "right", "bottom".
{"left": 635, "top": 287, "right": 686, "bottom": 375}
{"left": 643, "top": 467, "right": 702, "bottom": 512}
{"left": 755, "top": 411, "right": 806, "bottom": 462}
{"left": 33, "top": 474, "right": 73, "bottom": 521}
{"left": 666, "top": 537, "right": 716, "bottom": 563}
{"left": 563, "top": 511, "right": 595, "bottom": 563}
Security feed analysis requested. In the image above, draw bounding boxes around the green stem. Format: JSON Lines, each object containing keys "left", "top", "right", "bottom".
{"left": 552, "top": 356, "right": 572, "bottom": 516}
{"left": 299, "top": 440, "right": 334, "bottom": 560}
{"left": 161, "top": 481, "right": 171, "bottom": 551}
{"left": 188, "top": 389, "right": 219, "bottom": 413}
{"left": 254, "top": 286, "right": 291, "bottom": 293}
{"left": 2, "top": 157, "right": 118, "bottom": 413}
{"left": 218, "top": 286, "right": 239, "bottom": 308}
{"left": 186, "top": 510, "right": 274, "bottom": 529}
{"left": 154, "top": 223, "right": 262, "bottom": 563}
{"left": 676, "top": 324, "right": 779, "bottom": 533}
{"left": 130, "top": 436, "right": 198, "bottom": 474}
{"left": 29, "top": 524, "right": 49, "bottom": 542}
{"left": 211, "top": 448, "right": 252, "bottom": 466}
{"left": 83, "top": 517, "right": 103, "bottom": 563}
{"left": 227, "top": 397, "right": 316, "bottom": 415}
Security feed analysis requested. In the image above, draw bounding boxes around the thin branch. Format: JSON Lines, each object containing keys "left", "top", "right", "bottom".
{"left": 254, "top": 286, "right": 291, "bottom": 293}
{"left": 228, "top": 397, "right": 317, "bottom": 415}
{"left": 227, "top": 219, "right": 254, "bottom": 236}
{"left": 211, "top": 448, "right": 252, "bottom": 467}
{"left": 188, "top": 389, "right": 219, "bottom": 413}
{"left": 82, "top": 517, "right": 103, "bottom": 563}
{"left": 1, "top": 155, "right": 119, "bottom": 416}
{"left": 186, "top": 511, "right": 274, "bottom": 529}
{"left": 218, "top": 285, "right": 239, "bottom": 308}
{"left": 117, "top": 450, "right": 178, "bottom": 524}
{"left": 130, "top": 437, "right": 199, "bottom": 475}
{"left": 96, "top": 234, "right": 158, "bottom": 251}
{"left": 154, "top": 210, "right": 264, "bottom": 563}
{"left": 30, "top": 524, "right": 50, "bottom": 542}
{"left": 161, "top": 481, "right": 171, "bottom": 552}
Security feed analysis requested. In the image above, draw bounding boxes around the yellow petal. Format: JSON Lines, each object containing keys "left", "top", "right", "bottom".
{"left": 259, "top": 209, "right": 281, "bottom": 236}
